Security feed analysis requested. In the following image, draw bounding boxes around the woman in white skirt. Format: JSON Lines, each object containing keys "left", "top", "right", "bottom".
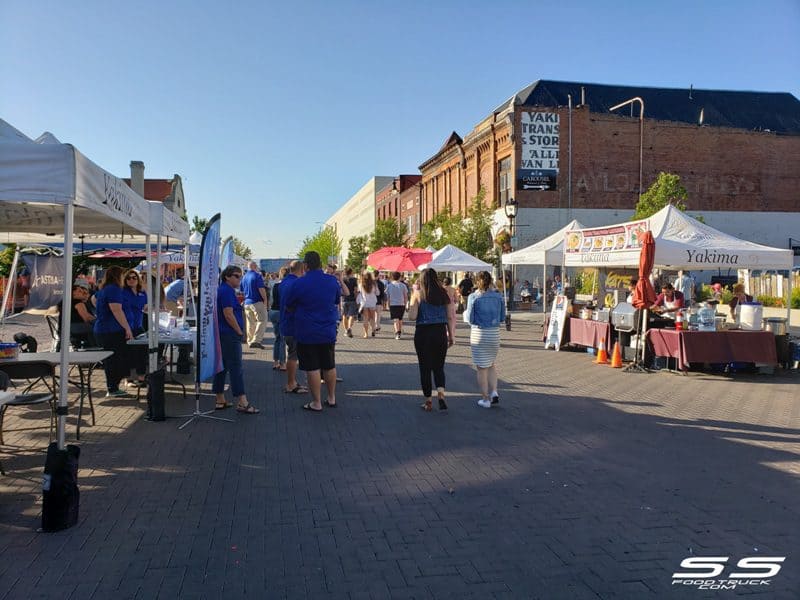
{"left": 463, "top": 271, "right": 506, "bottom": 408}
{"left": 357, "top": 271, "right": 379, "bottom": 338}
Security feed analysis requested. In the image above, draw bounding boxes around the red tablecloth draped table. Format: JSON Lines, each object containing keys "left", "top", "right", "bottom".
{"left": 567, "top": 318, "right": 612, "bottom": 350}
{"left": 646, "top": 329, "right": 778, "bottom": 371}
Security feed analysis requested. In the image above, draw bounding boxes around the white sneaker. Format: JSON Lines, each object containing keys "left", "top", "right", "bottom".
{"left": 477, "top": 398, "right": 492, "bottom": 409}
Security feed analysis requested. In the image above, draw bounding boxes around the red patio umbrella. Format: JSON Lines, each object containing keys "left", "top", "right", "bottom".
{"left": 631, "top": 231, "right": 656, "bottom": 309}
{"left": 630, "top": 230, "right": 656, "bottom": 369}
{"left": 366, "top": 247, "right": 432, "bottom": 272}
{"left": 87, "top": 249, "right": 150, "bottom": 259}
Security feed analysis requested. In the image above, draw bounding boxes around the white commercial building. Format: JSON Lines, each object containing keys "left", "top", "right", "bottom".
{"left": 326, "top": 176, "right": 393, "bottom": 264}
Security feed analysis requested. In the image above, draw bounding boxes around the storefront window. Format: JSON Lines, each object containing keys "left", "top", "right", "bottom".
{"left": 498, "top": 157, "right": 511, "bottom": 205}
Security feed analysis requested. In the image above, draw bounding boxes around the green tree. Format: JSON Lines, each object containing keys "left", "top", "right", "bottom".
{"left": 346, "top": 235, "right": 369, "bottom": 271}
{"left": 298, "top": 226, "right": 342, "bottom": 264}
{"left": 191, "top": 215, "right": 209, "bottom": 233}
{"left": 368, "top": 217, "right": 408, "bottom": 252}
{"left": 232, "top": 237, "right": 252, "bottom": 260}
{"left": 0, "top": 243, "right": 17, "bottom": 278}
{"left": 415, "top": 209, "right": 458, "bottom": 250}
{"left": 415, "top": 187, "right": 495, "bottom": 263}
{"left": 454, "top": 189, "right": 495, "bottom": 263}
{"left": 633, "top": 172, "right": 688, "bottom": 219}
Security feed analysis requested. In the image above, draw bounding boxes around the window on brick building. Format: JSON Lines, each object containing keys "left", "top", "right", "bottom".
{"left": 498, "top": 157, "right": 512, "bottom": 205}
{"left": 406, "top": 215, "right": 415, "bottom": 234}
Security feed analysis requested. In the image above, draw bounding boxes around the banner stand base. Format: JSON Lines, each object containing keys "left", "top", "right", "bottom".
{"left": 177, "top": 409, "right": 233, "bottom": 430}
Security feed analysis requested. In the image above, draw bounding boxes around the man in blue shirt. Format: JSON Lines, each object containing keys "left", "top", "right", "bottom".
{"left": 241, "top": 261, "right": 268, "bottom": 349}
{"left": 279, "top": 260, "right": 307, "bottom": 394}
{"left": 283, "top": 251, "right": 341, "bottom": 412}
{"left": 164, "top": 270, "right": 185, "bottom": 314}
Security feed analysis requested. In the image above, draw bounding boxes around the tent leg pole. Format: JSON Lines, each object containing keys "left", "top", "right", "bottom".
{"left": 58, "top": 205, "right": 75, "bottom": 449}
{"left": 0, "top": 247, "right": 20, "bottom": 328}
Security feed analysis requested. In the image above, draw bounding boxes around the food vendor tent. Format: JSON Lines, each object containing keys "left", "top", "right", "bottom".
{"left": 502, "top": 219, "right": 585, "bottom": 266}
{"left": 500, "top": 220, "right": 585, "bottom": 314}
{"left": 418, "top": 244, "right": 492, "bottom": 272}
{"left": 0, "top": 118, "right": 155, "bottom": 450}
{"left": 564, "top": 205, "right": 793, "bottom": 270}
{"left": 563, "top": 204, "right": 793, "bottom": 316}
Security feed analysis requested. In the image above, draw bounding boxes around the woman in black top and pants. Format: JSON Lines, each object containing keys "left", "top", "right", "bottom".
{"left": 269, "top": 267, "right": 288, "bottom": 370}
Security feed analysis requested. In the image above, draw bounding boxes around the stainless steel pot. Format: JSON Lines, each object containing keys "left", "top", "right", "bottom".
{"left": 762, "top": 317, "right": 788, "bottom": 335}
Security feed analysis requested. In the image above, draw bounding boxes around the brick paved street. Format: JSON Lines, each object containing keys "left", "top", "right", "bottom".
{"left": 1, "top": 314, "right": 798, "bottom": 599}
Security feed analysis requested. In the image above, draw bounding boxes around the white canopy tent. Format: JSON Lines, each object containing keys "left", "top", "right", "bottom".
{"left": 502, "top": 220, "right": 585, "bottom": 266}
{"left": 563, "top": 205, "right": 793, "bottom": 271}
{"left": 418, "top": 244, "right": 492, "bottom": 272}
{"left": 501, "top": 220, "right": 585, "bottom": 314}
{"left": 563, "top": 204, "right": 793, "bottom": 319}
{"left": 0, "top": 118, "right": 157, "bottom": 449}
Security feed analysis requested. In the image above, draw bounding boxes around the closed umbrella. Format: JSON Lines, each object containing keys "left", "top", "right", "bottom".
{"left": 632, "top": 231, "right": 656, "bottom": 309}
{"left": 366, "top": 247, "right": 432, "bottom": 272}
{"left": 630, "top": 230, "right": 656, "bottom": 370}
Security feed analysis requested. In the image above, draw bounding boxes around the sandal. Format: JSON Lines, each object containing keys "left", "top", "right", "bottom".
{"left": 215, "top": 401, "right": 233, "bottom": 410}
{"left": 236, "top": 403, "right": 260, "bottom": 414}
{"left": 285, "top": 385, "right": 308, "bottom": 394}
{"left": 437, "top": 392, "right": 448, "bottom": 411}
{"left": 302, "top": 402, "right": 322, "bottom": 412}
{"left": 421, "top": 399, "right": 432, "bottom": 412}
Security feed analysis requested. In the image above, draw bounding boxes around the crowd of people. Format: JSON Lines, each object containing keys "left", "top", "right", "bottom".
{"left": 211, "top": 257, "right": 509, "bottom": 413}
{"left": 55, "top": 258, "right": 511, "bottom": 413}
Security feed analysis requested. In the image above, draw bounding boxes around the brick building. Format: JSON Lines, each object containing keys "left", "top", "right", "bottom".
{"left": 375, "top": 175, "right": 422, "bottom": 241}
{"left": 417, "top": 80, "right": 800, "bottom": 252}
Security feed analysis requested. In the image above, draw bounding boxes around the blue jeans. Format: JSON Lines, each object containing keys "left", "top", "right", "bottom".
{"left": 212, "top": 333, "right": 245, "bottom": 397}
{"left": 269, "top": 309, "right": 286, "bottom": 364}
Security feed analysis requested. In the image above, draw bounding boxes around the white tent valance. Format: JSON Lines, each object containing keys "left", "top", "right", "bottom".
{"left": 502, "top": 220, "right": 584, "bottom": 265}
{"left": 563, "top": 205, "right": 793, "bottom": 271}
{"left": 418, "top": 244, "right": 492, "bottom": 272}
{"left": 148, "top": 201, "right": 190, "bottom": 242}
{"left": 0, "top": 125, "right": 151, "bottom": 236}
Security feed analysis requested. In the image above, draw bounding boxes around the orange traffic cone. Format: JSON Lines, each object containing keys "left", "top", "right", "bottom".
{"left": 609, "top": 342, "right": 623, "bottom": 368}
{"left": 595, "top": 340, "right": 609, "bottom": 364}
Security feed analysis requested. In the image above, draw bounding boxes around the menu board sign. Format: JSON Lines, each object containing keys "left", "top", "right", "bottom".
{"left": 564, "top": 220, "right": 650, "bottom": 265}
{"left": 544, "top": 294, "right": 570, "bottom": 351}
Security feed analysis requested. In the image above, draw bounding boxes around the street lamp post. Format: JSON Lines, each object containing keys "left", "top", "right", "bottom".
{"left": 608, "top": 97, "right": 645, "bottom": 202}
{"left": 503, "top": 197, "right": 518, "bottom": 331}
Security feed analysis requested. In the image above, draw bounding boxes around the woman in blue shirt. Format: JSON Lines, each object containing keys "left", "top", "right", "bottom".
{"left": 122, "top": 269, "right": 148, "bottom": 387}
{"left": 408, "top": 268, "right": 455, "bottom": 411}
{"left": 93, "top": 266, "right": 133, "bottom": 397}
{"left": 463, "top": 271, "right": 506, "bottom": 408}
{"left": 214, "top": 266, "right": 259, "bottom": 414}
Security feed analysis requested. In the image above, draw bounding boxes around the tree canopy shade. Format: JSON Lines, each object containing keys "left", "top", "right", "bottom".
{"left": 346, "top": 235, "right": 369, "bottom": 271}
{"left": 633, "top": 172, "right": 688, "bottom": 219}
{"left": 232, "top": 238, "right": 252, "bottom": 260}
{"left": 368, "top": 218, "right": 408, "bottom": 252}
{"left": 191, "top": 215, "right": 209, "bottom": 233}
{"left": 298, "top": 226, "right": 342, "bottom": 264}
{"left": 415, "top": 188, "right": 496, "bottom": 263}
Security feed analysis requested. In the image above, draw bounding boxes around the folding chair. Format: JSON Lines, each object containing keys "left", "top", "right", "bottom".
{"left": 0, "top": 362, "right": 57, "bottom": 448}
{"left": 0, "top": 366, "right": 56, "bottom": 475}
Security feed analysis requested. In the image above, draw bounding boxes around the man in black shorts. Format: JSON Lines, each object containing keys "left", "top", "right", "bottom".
{"left": 341, "top": 267, "right": 358, "bottom": 337}
{"left": 386, "top": 271, "right": 409, "bottom": 339}
{"left": 457, "top": 274, "right": 474, "bottom": 311}
{"left": 283, "top": 251, "right": 341, "bottom": 411}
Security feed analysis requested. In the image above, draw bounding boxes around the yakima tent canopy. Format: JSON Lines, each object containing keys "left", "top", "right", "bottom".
{"left": 563, "top": 205, "right": 793, "bottom": 270}
{"left": 418, "top": 244, "right": 492, "bottom": 272}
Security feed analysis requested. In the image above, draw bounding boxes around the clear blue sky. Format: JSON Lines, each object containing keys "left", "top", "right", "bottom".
{"left": 2, "top": 0, "right": 798, "bottom": 258}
